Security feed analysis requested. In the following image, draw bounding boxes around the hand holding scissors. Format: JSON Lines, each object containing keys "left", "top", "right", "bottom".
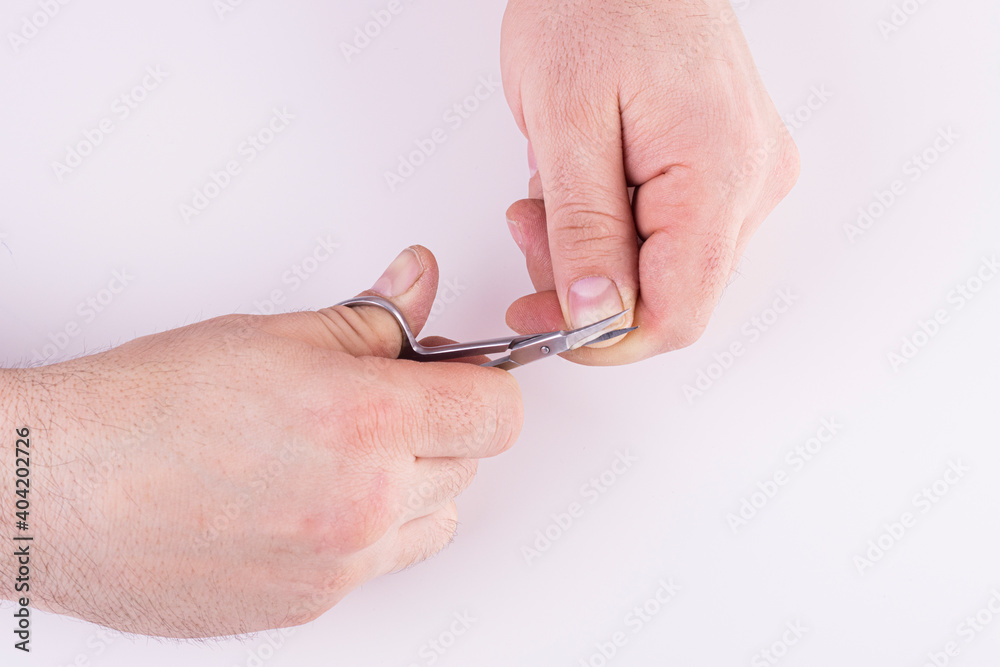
{"left": 338, "top": 295, "right": 636, "bottom": 371}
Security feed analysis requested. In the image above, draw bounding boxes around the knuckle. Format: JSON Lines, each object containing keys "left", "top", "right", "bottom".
{"left": 298, "top": 421, "right": 399, "bottom": 555}
{"left": 490, "top": 375, "right": 524, "bottom": 455}
{"left": 441, "top": 459, "right": 479, "bottom": 499}
{"left": 394, "top": 504, "right": 460, "bottom": 572}
{"left": 722, "top": 116, "right": 798, "bottom": 197}
{"left": 281, "top": 593, "right": 336, "bottom": 628}
{"left": 699, "top": 230, "right": 738, "bottom": 287}
{"left": 670, "top": 319, "right": 710, "bottom": 351}
{"left": 727, "top": 118, "right": 762, "bottom": 157}
{"left": 330, "top": 480, "right": 395, "bottom": 553}
{"left": 305, "top": 561, "right": 371, "bottom": 616}
{"left": 540, "top": 84, "right": 616, "bottom": 139}
{"left": 349, "top": 392, "right": 388, "bottom": 450}
{"left": 406, "top": 460, "right": 478, "bottom": 515}
{"left": 662, "top": 247, "right": 731, "bottom": 351}
{"left": 460, "top": 372, "right": 523, "bottom": 458}
{"left": 548, "top": 202, "right": 629, "bottom": 261}
{"left": 350, "top": 379, "right": 411, "bottom": 456}
{"left": 318, "top": 306, "right": 399, "bottom": 359}
{"left": 773, "top": 136, "right": 801, "bottom": 195}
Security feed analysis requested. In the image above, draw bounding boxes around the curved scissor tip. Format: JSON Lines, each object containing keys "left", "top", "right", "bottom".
{"left": 582, "top": 326, "right": 639, "bottom": 347}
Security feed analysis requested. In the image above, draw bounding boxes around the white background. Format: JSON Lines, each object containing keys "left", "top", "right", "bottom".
{"left": 2, "top": 0, "right": 999, "bottom": 665}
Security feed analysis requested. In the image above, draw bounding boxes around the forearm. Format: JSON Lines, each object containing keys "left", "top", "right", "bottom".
{"left": 1, "top": 367, "right": 73, "bottom": 608}
{"left": 0, "top": 364, "right": 109, "bottom": 610}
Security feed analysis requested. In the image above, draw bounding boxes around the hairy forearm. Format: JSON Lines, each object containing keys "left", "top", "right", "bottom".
{"left": 1, "top": 368, "right": 32, "bottom": 601}
{"left": 0, "top": 363, "right": 118, "bottom": 611}
{"left": 1, "top": 367, "right": 75, "bottom": 608}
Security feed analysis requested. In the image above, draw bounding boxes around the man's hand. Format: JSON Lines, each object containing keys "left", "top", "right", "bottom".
{"left": 0, "top": 246, "right": 522, "bottom": 638}
{"left": 501, "top": 0, "right": 800, "bottom": 364}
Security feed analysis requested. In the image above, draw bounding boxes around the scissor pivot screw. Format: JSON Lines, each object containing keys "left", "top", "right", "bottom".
{"left": 541, "top": 346, "right": 551, "bottom": 354}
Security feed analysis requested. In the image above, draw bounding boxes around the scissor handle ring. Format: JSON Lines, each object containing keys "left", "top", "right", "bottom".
{"left": 335, "top": 295, "right": 422, "bottom": 360}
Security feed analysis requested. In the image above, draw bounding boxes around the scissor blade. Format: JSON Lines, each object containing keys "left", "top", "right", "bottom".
{"left": 559, "top": 309, "right": 632, "bottom": 351}
{"left": 481, "top": 356, "right": 523, "bottom": 371}
{"left": 582, "top": 326, "right": 638, "bottom": 347}
{"left": 502, "top": 311, "right": 633, "bottom": 367}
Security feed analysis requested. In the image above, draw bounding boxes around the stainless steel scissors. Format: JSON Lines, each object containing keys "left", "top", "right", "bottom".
{"left": 337, "top": 295, "right": 636, "bottom": 371}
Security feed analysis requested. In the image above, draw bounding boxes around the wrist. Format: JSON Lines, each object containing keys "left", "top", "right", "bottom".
{"left": 1, "top": 368, "right": 31, "bottom": 428}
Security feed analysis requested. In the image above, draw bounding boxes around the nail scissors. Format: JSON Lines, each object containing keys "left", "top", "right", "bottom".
{"left": 337, "top": 295, "right": 636, "bottom": 371}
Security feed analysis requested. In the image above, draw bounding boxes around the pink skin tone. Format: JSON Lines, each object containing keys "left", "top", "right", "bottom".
{"left": 502, "top": 0, "right": 800, "bottom": 364}
{"left": 0, "top": 247, "right": 522, "bottom": 638}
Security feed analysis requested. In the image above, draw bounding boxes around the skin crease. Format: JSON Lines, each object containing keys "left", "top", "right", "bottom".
{"left": 0, "top": 246, "right": 523, "bottom": 639}
{"left": 501, "top": 0, "right": 801, "bottom": 365}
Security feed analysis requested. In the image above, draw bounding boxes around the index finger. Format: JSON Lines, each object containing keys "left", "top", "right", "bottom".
{"left": 362, "top": 358, "right": 524, "bottom": 460}
{"left": 526, "top": 93, "right": 639, "bottom": 335}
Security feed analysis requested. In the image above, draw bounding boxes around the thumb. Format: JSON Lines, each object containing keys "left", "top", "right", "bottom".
{"left": 265, "top": 245, "right": 440, "bottom": 358}
{"left": 528, "top": 105, "right": 638, "bottom": 338}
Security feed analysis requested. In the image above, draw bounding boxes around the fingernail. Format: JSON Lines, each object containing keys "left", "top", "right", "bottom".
{"left": 372, "top": 248, "right": 423, "bottom": 297}
{"left": 527, "top": 141, "right": 538, "bottom": 179}
{"left": 569, "top": 277, "right": 623, "bottom": 329}
{"left": 507, "top": 218, "right": 525, "bottom": 255}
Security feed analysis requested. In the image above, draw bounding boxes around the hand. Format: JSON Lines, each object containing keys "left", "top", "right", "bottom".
{"left": 0, "top": 246, "right": 522, "bottom": 638}
{"left": 500, "top": 0, "right": 800, "bottom": 364}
